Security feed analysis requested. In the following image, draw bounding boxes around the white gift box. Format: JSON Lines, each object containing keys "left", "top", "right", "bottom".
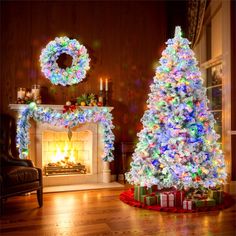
{"left": 160, "top": 192, "right": 175, "bottom": 207}
{"left": 183, "top": 200, "right": 193, "bottom": 210}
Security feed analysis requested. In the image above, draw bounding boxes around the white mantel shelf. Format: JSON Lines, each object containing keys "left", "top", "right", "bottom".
{"left": 9, "top": 104, "right": 114, "bottom": 112}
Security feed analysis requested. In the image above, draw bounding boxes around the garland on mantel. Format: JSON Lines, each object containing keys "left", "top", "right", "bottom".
{"left": 16, "top": 102, "right": 115, "bottom": 162}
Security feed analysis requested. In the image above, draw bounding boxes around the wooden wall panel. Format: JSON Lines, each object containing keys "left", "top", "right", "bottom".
{"left": 0, "top": 1, "right": 166, "bottom": 140}
{"left": 231, "top": 0, "right": 236, "bottom": 181}
{"left": 0, "top": 1, "right": 167, "bottom": 173}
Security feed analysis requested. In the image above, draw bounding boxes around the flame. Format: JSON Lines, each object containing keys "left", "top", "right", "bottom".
{"left": 70, "top": 146, "right": 75, "bottom": 163}
{"left": 49, "top": 142, "right": 76, "bottom": 164}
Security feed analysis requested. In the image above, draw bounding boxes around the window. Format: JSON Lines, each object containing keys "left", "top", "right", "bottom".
{"left": 206, "top": 63, "right": 223, "bottom": 142}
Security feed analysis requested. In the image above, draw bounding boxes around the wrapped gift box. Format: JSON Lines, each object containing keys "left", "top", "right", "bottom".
{"left": 174, "top": 190, "right": 185, "bottom": 207}
{"left": 134, "top": 186, "right": 147, "bottom": 201}
{"left": 151, "top": 185, "right": 158, "bottom": 192}
{"left": 183, "top": 200, "right": 194, "bottom": 210}
{"left": 134, "top": 185, "right": 158, "bottom": 201}
{"left": 155, "top": 192, "right": 161, "bottom": 205}
{"left": 145, "top": 185, "right": 158, "bottom": 194}
{"left": 160, "top": 192, "right": 175, "bottom": 207}
{"left": 146, "top": 187, "right": 153, "bottom": 195}
{"left": 194, "top": 198, "right": 216, "bottom": 208}
{"left": 209, "top": 189, "right": 224, "bottom": 204}
{"left": 141, "top": 194, "right": 158, "bottom": 206}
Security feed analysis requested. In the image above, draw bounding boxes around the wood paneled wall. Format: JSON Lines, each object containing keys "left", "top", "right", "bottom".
{"left": 0, "top": 1, "right": 189, "bottom": 174}
{"left": 231, "top": 0, "right": 236, "bottom": 181}
{"left": 0, "top": 1, "right": 166, "bottom": 145}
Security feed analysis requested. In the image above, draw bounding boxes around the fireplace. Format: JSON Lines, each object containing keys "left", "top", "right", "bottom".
{"left": 9, "top": 104, "right": 113, "bottom": 187}
{"left": 42, "top": 130, "right": 91, "bottom": 176}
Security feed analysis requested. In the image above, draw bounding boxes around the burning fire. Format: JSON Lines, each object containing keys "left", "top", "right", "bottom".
{"left": 45, "top": 142, "right": 87, "bottom": 175}
{"left": 49, "top": 142, "right": 76, "bottom": 165}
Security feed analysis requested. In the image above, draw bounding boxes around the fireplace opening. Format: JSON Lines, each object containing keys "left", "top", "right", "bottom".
{"left": 42, "top": 130, "right": 92, "bottom": 176}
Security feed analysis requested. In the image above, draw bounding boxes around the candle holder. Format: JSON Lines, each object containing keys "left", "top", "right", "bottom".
{"left": 105, "top": 90, "right": 109, "bottom": 106}
{"left": 17, "top": 87, "right": 26, "bottom": 100}
{"left": 98, "top": 90, "right": 104, "bottom": 106}
{"left": 17, "top": 88, "right": 26, "bottom": 104}
{"left": 31, "top": 84, "right": 42, "bottom": 104}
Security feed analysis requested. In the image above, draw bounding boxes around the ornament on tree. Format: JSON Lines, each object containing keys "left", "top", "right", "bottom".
{"left": 125, "top": 26, "right": 226, "bottom": 190}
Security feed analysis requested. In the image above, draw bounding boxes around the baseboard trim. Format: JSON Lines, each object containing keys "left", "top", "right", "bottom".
{"left": 110, "top": 174, "right": 125, "bottom": 182}
{"left": 111, "top": 174, "right": 116, "bottom": 182}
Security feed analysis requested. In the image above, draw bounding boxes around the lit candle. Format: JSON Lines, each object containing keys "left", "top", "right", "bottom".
{"left": 105, "top": 78, "right": 108, "bottom": 91}
{"left": 100, "top": 78, "right": 103, "bottom": 91}
{"left": 31, "top": 85, "right": 40, "bottom": 100}
{"left": 17, "top": 88, "right": 26, "bottom": 99}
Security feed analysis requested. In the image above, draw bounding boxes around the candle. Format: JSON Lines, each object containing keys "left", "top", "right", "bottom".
{"left": 17, "top": 88, "right": 26, "bottom": 99}
{"left": 31, "top": 85, "right": 40, "bottom": 99}
{"left": 100, "top": 78, "right": 103, "bottom": 91}
{"left": 105, "top": 78, "right": 108, "bottom": 91}
{"left": 26, "top": 91, "right": 32, "bottom": 98}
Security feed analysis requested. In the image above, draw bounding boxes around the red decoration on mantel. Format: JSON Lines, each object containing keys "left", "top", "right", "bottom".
{"left": 63, "top": 105, "right": 77, "bottom": 113}
{"left": 119, "top": 188, "right": 235, "bottom": 213}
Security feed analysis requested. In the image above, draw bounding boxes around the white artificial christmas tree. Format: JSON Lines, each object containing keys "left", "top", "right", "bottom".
{"left": 125, "top": 26, "right": 226, "bottom": 190}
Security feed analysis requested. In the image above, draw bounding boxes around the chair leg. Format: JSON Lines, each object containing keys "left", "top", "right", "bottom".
{"left": 37, "top": 188, "right": 43, "bottom": 207}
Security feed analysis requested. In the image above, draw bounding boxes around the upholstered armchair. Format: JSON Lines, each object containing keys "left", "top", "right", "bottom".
{"left": 0, "top": 114, "right": 43, "bottom": 213}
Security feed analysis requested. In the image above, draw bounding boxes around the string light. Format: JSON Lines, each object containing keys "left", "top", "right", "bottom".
{"left": 40, "top": 36, "right": 90, "bottom": 86}
{"left": 125, "top": 26, "right": 226, "bottom": 189}
{"left": 16, "top": 103, "right": 115, "bottom": 162}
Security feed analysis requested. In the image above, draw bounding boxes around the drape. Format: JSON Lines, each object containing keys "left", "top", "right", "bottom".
{"left": 187, "top": 0, "right": 207, "bottom": 48}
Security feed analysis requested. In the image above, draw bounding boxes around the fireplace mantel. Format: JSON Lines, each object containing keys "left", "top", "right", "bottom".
{"left": 9, "top": 103, "right": 114, "bottom": 187}
{"left": 9, "top": 104, "right": 114, "bottom": 112}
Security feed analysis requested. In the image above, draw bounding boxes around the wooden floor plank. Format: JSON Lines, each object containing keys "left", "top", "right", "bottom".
{"left": 0, "top": 187, "right": 235, "bottom": 236}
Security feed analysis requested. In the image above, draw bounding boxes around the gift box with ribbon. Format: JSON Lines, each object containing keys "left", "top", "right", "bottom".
{"left": 209, "top": 189, "right": 224, "bottom": 205}
{"left": 192, "top": 189, "right": 208, "bottom": 200}
{"left": 151, "top": 185, "right": 158, "bottom": 193}
{"left": 194, "top": 198, "right": 216, "bottom": 208}
{"left": 134, "top": 186, "right": 147, "bottom": 201}
{"left": 160, "top": 192, "right": 175, "bottom": 207}
{"left": 183, "top": 200, "right": 194, "bottom": 210}
{"left": 141, "top": 193, "right": 158, "bottom": 206}
{"left": 134, "top": 185, "right": 158, "bottom": 201}
{"left": 174, "top": 190, "right": 185, "bottom": 207}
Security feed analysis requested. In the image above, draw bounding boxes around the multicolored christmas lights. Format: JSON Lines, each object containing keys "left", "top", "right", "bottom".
{"left": 40, "top": 36, "right": 90, "bottom": 86}
{"left": 125, "top": 26, "right": 226, "bottom": 190}
{"left": 16, "top": 103, "right": 115, "bottom": 162}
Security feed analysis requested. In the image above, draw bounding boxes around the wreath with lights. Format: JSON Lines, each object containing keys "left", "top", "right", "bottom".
{"left": 40, "top": 36, "right": 90, "bottom": 86}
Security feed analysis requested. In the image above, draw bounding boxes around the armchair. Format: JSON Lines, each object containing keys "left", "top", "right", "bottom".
{"left": 0, "top": 114, "right": 43, "bottom": 213}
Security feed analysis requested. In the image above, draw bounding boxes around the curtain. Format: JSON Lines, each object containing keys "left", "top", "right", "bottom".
{"left": 187, "top": 0, "right": 207, "bottom": 48}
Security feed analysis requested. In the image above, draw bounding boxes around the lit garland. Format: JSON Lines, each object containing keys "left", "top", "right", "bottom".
{"left": 16, "top": 103, "right": 115, "bottom": 162}
{"left": 125, "top": 26, "right": 227, "bottom": 190}
{"left": 40, "top": 36, "right": 90, "bottom": 86}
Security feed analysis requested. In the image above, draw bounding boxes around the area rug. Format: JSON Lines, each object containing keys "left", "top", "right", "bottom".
{"left": 119, "top": 188, "right": 235, "bottom": 213}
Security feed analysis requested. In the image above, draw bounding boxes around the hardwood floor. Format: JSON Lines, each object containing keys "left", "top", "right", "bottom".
{"left": 0, "top": 186, "right": 235, "bottom": 236}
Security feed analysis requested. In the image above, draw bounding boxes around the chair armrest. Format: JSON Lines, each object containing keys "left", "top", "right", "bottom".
{"left": 36, "top": 168, "right": 43, "bottom": 184}
{"left": 0, "top": 153, "right": 34, "bottom": 167}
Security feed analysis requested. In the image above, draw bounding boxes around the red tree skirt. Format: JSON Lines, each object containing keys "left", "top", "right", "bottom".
{"left": 119, "top": 188, "right": 235, "bottom": 213}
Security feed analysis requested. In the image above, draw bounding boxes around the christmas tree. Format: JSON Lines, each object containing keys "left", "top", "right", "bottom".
{"left": 125, "top": 26, "right": 226, "bottom": 190}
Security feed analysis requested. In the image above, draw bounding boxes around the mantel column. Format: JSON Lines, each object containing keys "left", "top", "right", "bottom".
{"left": 103, "top": 161, "right": 111, "bottom": 183}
